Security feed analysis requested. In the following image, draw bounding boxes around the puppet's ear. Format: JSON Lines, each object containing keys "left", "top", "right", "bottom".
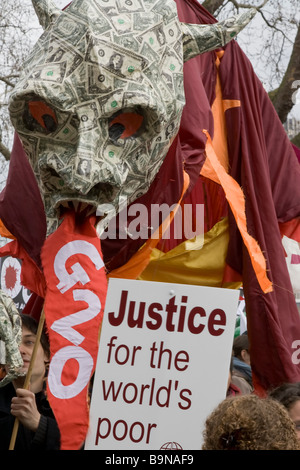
{"left": 181, "top": 8, "right": 256, "bottom": 62}
{"left": 32, "top": 0, "right": 61, "bottom": 29}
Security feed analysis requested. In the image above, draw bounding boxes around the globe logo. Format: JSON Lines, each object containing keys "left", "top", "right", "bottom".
{"left": 160, "top": 442, "right": 183, "bottom": 450}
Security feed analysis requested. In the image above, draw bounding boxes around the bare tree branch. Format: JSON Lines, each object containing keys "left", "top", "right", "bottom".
{"left": 258, "top": 8, "right": 293, "bottom": 41}
{"left": 0, "top": 139, "right": 11, "bottom": 161}
{"left": 230, "top": 0, "right": 268, "bottom": 10}
{"left": 0, "top": 76, "right": 19, "bottom": 88}
{"left": 202, "top": 0, "right": 268, "bottom": 16}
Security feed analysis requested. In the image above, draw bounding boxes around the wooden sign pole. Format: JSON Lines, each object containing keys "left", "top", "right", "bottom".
{"left": 9, "top": 309, "right": 45, "bottom": 450}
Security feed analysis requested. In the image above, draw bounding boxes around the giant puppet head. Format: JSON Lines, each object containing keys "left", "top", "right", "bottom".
{"left": 8, "top": 0, "right": 255, "bottom": 235}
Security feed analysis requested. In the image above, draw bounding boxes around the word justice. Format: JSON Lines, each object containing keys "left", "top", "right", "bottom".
{"left": 108, "top": 290, "right": 227, "bottom": 336}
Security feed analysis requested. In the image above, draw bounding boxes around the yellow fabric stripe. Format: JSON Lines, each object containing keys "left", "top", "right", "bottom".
{"left": 138, "top": 217, "right": 241, "bottom": 288}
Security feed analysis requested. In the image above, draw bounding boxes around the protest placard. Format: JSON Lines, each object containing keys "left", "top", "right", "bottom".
{"left": 85, "top": 278, "right": 239, "bottom": 450}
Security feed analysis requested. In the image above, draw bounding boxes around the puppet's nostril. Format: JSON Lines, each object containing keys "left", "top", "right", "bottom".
{"left": 42, "top": 114, "right": 57, "bottom": 132}
{"left": 109, "top": 122, "right": 126, "bottom": 141}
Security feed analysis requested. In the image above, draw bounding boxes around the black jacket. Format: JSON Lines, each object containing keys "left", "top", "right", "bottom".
{"left": 0, "top": 382, "right": 60, "bottom": 450}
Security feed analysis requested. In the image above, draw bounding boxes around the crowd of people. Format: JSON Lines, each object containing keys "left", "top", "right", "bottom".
{"left": 205, "top": 331, "right": 300, "bottom": 450}
{"left": 1, "top": 313, "right": 300, "bottom": 450}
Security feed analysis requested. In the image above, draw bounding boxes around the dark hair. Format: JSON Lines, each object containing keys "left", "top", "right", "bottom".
{"left": 233, "top": 334, "right": 249, "bottom": 359}
{"left": 20, "top": 314, "right": 50, "bottom": 359}
{"left": 269, "top": 382, "right": 300, "bottom": 411}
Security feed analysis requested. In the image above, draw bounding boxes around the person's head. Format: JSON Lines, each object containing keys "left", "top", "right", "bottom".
{"left": 233, "top": 334, "right": 250, "bottom": 365}
{"left": 17, "top": 314, "right": 50, "bottom": 391}
{"left": 202, "top": 394, "right": 300, "bottom": 450}
{"left": 268, "top": 382, "right": 300, "bottom": 440}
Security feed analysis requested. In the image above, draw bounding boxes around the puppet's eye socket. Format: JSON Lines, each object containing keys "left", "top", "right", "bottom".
{"left": 23, "top": 100, "right": 58, "bottom": 133}
{"left": 109, "top": 112, "right": 144, "bottom": 142}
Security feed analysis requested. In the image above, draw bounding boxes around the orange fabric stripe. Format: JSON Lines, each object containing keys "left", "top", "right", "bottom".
{"left": 0, "top": 220, "right": 15, "bottom": 239}
{"left": 223, "top": 99, "right": 241, "bottom": 112}
{"left": 203, "top": 129, "right": 272, "bottom": 294}
{"left": 200, "top": 51, "right": 241, "bottom": 183}
{"left": 108, "top": 170, "right": 190, "bottom": 280}
{"left": 200, "top": 50, "right": 272, "bottom": 293}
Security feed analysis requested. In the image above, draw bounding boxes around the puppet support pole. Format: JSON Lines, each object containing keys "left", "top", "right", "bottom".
{"left": 9, "top": 308, "right": 45, "bottom": 450}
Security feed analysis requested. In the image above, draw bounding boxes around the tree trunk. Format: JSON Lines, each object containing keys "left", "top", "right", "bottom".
{"left": 0, "top": 140, "right": 11, "bottom": 161}
{"left": 292, "top": 132, "right": 300, "bottom": 148}
{"left": 270, "top": 24, "right": 300, "bottom": 124}
{"left": 201, "top": 0, "right": 224, "bottom": 15}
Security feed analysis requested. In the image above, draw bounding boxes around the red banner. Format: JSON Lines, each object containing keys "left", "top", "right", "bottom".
{"left": 41, "top": 211, "right": 107, "bottom": 450}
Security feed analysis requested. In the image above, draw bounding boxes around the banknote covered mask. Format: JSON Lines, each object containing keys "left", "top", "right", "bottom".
{"left": 9, "top": 0, "right": 255, "bottom": 235}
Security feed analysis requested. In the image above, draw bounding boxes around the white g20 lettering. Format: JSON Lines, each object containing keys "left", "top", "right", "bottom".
{"left": 48, "top": 240, "right": 103, "bottom": 399}
{"left": 292, "top": 339, "right": 300, "bottom": 365}
{"left": 54, "top": 240, "right": 104, "bottom": 294}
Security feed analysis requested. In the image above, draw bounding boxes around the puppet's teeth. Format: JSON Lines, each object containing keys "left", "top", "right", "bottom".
{"left": 72, "top": 201, "right": 79, "bottom": 211}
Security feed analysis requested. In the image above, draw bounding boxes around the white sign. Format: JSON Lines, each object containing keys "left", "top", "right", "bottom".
{"left": 85, "top": 279, "right": 239, "bottom": 450}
